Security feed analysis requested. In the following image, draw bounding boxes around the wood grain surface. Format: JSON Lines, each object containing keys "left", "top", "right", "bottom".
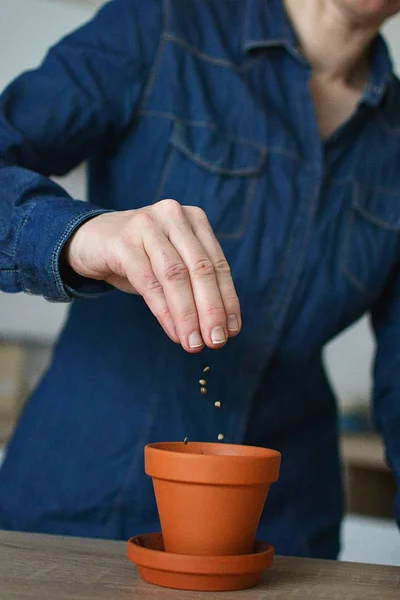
{"left": 1, "top": 530, "right": 399, "bottom": 599}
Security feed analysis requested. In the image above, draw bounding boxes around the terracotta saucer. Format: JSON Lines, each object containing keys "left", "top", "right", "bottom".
{"left": 126, "top": 533, "right": 274, "bottom": 591}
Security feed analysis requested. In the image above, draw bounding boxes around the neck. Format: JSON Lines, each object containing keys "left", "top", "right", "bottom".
{"left": 283, "top": 0, "right": 382, "bottom": 84}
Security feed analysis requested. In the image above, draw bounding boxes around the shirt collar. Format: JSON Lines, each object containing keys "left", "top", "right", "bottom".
{"left": 362, "top": 34, "right": 393, "bottom": 108}
{"left": 243, "top": 0, "right": 297, "bottom": 53}
{"left": 243, "top": 0, "right": 394, "bottom": 108}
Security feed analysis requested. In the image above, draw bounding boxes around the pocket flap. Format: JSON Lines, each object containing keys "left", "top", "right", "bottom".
{"left": 170, "top": 121, "right": 265, "bottom": 175}
{"left": 353, "top": 182, "right": 400, "bottom": 232}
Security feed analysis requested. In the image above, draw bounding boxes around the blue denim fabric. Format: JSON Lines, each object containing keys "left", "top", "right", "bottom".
{"left": 0, "top": 0, "right": 400, "bottom": 558}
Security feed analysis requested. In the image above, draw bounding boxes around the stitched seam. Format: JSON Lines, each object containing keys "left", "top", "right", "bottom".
{"left": 340, "top": 202, "right": 353, "bottom": 282}
{"left": 154, "top": 142, "right": 260, "bottom": 239}
{"left": 50, "top": 209, "right": 110, "bottom": 300}
{"left": 237, "top": 53, "right": 265, "bottom": 73}
{"left": 340, "top": 191, "right": 373, "bottom": 298}
{"left": 11, "top": 202, "right": 37, "bottom": 262}
{"left": 278, "top": 202, "right": 315, "bottom": 321}
{"left": 136, "top": 0, "right": 168, "bottom": 114}
{"left": 9, "top": 178, "right": 68, "bottom": 261}
{"left": 140, "top": 109, "right": 266, "bottom": 149}
{"left": 140, "top": 109, "right": 216, "bottom": 132}
{"left": 154, "top": 144, "right": 175, "bottom": 203}
{"left": 164, "top": 32, "right": 263, "bottom": 72}
{"left": 155, "top": 140, "right": 263, "bottom": 239}
{"left": 354, "top": 203, "right": 400, "bottom": 232}
{"left": 266, "top": 146, "right": 302, "bottom": 163}
{"left": 0, "top": 269, "right": 19, "bottom": 273}
{"left": 139, "top": 109, "right": 303, "bottom": 162}
{"left": 343, "top": 266, "right": 372, "bottom": 297}
{"left": 230, "top": 81, "right": 315, "bottom": 441}
{"left": 331, "top": 178, "right": 400, "bottom": 229}
{"left": 218, "top": 174, "right": 259, "bottom": 240}
{"left": 231, "top": 185, "right": 315, "bottom": 444}
{"left": 330, "top": 177, "right": 400, "bottom": 196}
{"left": 171, "top": 136, "right": 264, "bottom": 175}
{"left": 340, "top": 193, "right": 364, "bottom": 291}
{"left": 263, "top": 81, "right": 316, "bottom": 330}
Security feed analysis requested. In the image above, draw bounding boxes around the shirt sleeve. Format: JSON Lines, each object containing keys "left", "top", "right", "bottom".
{"left": 371, "top": 262, "right": 400, "bottom": 529}
{"left": 0, "top": 0, "right": 162, "bottom": 301}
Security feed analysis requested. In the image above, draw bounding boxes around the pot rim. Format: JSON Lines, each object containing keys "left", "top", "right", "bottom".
{"left": 145, "top": 441, "right": 281, "bottom": 485}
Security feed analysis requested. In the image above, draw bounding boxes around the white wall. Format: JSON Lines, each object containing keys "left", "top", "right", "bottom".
{"left": 0, "top": 1, "right": 399, "bottom": 410}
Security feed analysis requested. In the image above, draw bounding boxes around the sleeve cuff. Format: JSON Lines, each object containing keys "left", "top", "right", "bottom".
{"left": 15, "top": 198, "right": 113, "bottom": 302}
{"left": 59, "top": 261, "right": 114, "bottom": 299}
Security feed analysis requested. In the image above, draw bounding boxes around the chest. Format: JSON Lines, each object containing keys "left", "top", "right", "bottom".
{"left": 103, "top": 36, "right": 400, "bottom": 343}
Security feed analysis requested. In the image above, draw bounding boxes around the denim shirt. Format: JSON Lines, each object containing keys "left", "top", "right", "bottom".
{"left": 0, "top": 0, "right": 399, "bottom": 558}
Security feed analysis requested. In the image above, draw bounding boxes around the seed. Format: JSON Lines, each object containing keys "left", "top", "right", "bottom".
{"left": 217, "top": 433, "right": 225, "bottom": 441}
{"left": 199, "top": 379, "right": 207, "bottom": 386}
{"left": 200, "top": 387, "right": 207, "bottom": 395}
{"left": 203, "top": 366, "right": 211, "bottom": 373}
{"left": 183, "top": 437, "right": 188, "bottom": 445}
{"left": 214, "top": 401, "right": 221, "bottom": 408}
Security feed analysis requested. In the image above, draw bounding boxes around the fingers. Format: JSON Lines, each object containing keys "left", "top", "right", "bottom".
{"left": 120, "top": 222, "right": 179, "bottom": 344}
{"left": 142, "top": 214, "right": 206, "bottom": 353}
{"left": 120, "top": 200, "right": 241, "bottom": 352}
{"left": 158, "top": 202, "right": 230, "bottom": 348}
{"left": 183, "top": 206, "right": 241, "bottom": 338}
{"left": 123, "top": 210, "right": 203, "bottom": 352}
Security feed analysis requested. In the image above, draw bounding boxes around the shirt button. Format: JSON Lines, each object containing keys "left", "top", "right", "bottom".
{"left": 214, "top": 401, "right": 221, "bottom": 408}
{"left": 217, "top": 433, "right": 224, "bottom": 441}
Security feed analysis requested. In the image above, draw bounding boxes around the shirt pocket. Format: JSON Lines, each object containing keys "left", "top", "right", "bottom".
{"left": 341, "top": 181, "right": 400, "bottom": 299}
{"left": 155, "top": 120, "right": 266, "bottom": 239}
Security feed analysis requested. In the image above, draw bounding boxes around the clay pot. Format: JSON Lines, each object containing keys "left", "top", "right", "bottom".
{"left": 145, "top": 441, "right": 281, "bottom": 556}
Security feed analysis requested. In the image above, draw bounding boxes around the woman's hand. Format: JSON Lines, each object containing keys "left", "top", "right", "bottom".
{"left": 63, "top": 200, "right": 241, "bottom": 352}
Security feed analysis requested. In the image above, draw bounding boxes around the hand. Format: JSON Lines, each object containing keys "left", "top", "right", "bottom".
{"left": 63, "top": 200, "right": 241, "bottom": 352}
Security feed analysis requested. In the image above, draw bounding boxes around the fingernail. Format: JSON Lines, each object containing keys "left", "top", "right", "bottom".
{"left": 211, "top": 326, "right": 226, "bottom": 345}
{"left": 189, "top": 331, "right": 204, "bottom": 348}
{"left": 227, "top": 314, "right": 239, "bottom": 332}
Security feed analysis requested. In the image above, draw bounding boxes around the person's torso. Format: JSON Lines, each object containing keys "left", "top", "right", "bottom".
{"left": 9, "top": 0, "right": 400, "bottom": 552}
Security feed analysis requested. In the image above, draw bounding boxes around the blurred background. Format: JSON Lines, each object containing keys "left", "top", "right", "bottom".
{"left": 0, "top": 0, "right": 400, "bottom": 565}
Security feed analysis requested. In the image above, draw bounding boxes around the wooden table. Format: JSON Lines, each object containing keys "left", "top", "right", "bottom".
{"left": 1, "top": 531, "right": 399, "bottom": 599}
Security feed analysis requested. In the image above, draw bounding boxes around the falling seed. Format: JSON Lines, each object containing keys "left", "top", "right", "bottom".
{"left": 203, "top": 366, "right": 211, "bottom": 373}
{"left": 217, "top": 433, "right": 225, "bottom": 441}
{"left": 200, "top": 387, "right": 207, "bottom": 395}
{"left": 183, "top": 437, "right": 188, "bottom": 445}
{"left": 199, "top": 379, "right": 207, "bottom": 386}
{"left": 214, "top": 401, "right": 221, "bottom": 408}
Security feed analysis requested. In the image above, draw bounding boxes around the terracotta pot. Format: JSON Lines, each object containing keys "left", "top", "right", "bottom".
{"left": 127, "top": 532, "right": 275, "bottom": 591}
{"left": 145, "top": 441, "right": 281, "bottom": 556}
